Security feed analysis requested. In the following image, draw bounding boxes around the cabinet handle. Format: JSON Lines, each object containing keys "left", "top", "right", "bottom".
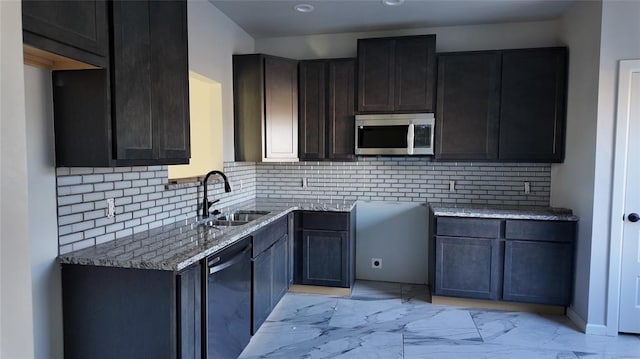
{"left": 208, "top": 244, "right": 252, "bottom": 275}
{"left": 628, "top": 213, "right": 640, "bottom": 223}
{"left": 406, "top": 123, "right": 414, "bottom": 155}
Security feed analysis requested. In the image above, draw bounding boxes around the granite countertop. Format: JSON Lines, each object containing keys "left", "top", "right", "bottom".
{"left": 430, "top": 204, "right": 579, "bottom": 221}
{"left": 58, "top": 198, "right": 356, "bottom": 272}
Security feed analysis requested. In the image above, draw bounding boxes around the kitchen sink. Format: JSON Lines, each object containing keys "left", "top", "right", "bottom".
{"left": 217, "top": 210, "right": 270, "bottom": 222}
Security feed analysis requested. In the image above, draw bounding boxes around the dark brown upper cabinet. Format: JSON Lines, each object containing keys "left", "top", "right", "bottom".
{"left": 435, "top": 47, "right": 567, "bottom": 163}
{"left": 52, "top": 0, "right": 190, "bottom": 167}
{"left": 499, "top": 47, "right": 567, "bottom": 162}
{"left": 22, "top": 0, "right": 109, "bottom": 67}
{"left": 299, "top": 59, "right": 356, "bottom": 161}
{"left": 234, "top": 54, "right": 299, "bottom": 162}
{"left": 436, "top": 51, "right": 501, "bottom": 160}
{"left": 357, "top": 35, "right": 436, "bottom": 114}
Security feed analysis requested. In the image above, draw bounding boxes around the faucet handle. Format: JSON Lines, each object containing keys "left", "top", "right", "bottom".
{"left": 201, "top": 198, "right": 220, "bottom": 212}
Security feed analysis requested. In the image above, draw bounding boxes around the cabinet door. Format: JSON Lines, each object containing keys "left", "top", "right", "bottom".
{"left": 176, "top": 264, "right": 201, "bottom": 359}
{"left": 111, "top": 1, "right": 154, "bottom": 160}
{"left": 434, "top": 236, "right": 503, "bottom": 300}
{"left": 302, "top": 230, "right": 349, "bottom": 287}
{"left": 357, "top": 38, "right": 395, "bottom": 113}
{"left": 328, "top": 59, "right": 356, "bottom": 161}
{"left": 265, "top": 56, "right": 298, "bottom": 161}
{"left": 22, "top": 0, "right": 108, "bottom": 66}
{"left": 149, "top": 0, "right": 190, "bottom": 162}
{"left": 503, "top": 240, "right": 573, "bottom": 305}
{"left": 436, "top": 52, "right": 501, "bottom": 160}
{"left": 499, "top": 48, "right": 567, "bottom": 162}
{"left": 394, "top": 36, "right": 436, "bottom": 112}
{"left": 272, "top": 235, "right": 289, "bottom": 306}
{"left": 299, "top": 61, "right": 327, "bottom": 160}
{"left": 252, "top": 250, "right": 272, "bottom": 334}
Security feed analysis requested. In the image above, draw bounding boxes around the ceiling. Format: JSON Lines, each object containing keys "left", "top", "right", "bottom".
{"left": 209, "top": 0, "right": 576, "bottom": 39}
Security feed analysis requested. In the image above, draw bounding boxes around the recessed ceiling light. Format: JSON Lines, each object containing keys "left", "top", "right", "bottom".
{"left": 294, "top": 4, "right": 314, "bottom": 13}
{"left": 382, "top": 0, "right": 404, "bottom": 6}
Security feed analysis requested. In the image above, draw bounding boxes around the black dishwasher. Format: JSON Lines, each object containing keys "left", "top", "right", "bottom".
{"left": 205, "top": 236, "right": 252, "bottom": 359}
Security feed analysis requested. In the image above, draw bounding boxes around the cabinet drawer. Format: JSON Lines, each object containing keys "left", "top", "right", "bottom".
{"left": 505, "top": 220, "right": 575, "bottom": 242}
{"left": 301, "top": 211, "right": 349, "bottom": 231}
{"left": 253, "top": 217, "right": 287, "bottom": 257}
{"left": 436, "top": 217, "right": 501, "bottom": 238}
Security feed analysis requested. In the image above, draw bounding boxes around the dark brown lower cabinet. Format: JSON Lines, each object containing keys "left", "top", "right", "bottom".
{"left": 302, "top": 229, "right": 349, "bottom": 287}
{"left": 62, "top": 263, "right": 201, "bottom": 359}
{"left": 295, "top": 210, "right": 356, "bottom": 288}
{"left": 503, "top": 239, "right": 573, "bottom": 305}
{"left": 251, "top": 217, "right": 289, "bottom": 334}
{"left": 434, "top": 236, "right": 503, "bottom": 300}
{"left": 431, "top": 214, "right": 576, "bottom": 306}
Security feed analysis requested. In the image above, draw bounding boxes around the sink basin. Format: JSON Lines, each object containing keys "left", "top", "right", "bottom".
{"left": 202, "top": 219, "right": 249, "bottom": 228}
{"left": 218, "top": 210, "right": 270, "bottom": 222}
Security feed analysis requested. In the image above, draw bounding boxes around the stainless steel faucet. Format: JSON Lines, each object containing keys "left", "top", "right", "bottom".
{"left": 201, "top": 170, "right": 231, "bottom": 219}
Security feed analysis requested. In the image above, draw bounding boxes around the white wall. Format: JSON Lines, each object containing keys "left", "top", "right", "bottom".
{"left": 0, "top": 1, "right": 36, "bottom": 357}
{"left": 255, "top": 19, "right": 561, "bottom": 59}
{"left": 187, "top": 0, "right": 254, "bottom": 162}
{"left": 356, "top": 202, "right": 428, "bottom": 284}
{"left": 589, "top": 0, "right": 640, "bottom": 334}
{"left": 552, "top": 0, "right": 602, "bottom": 330}
{"left": 25, "top": 65, "right": 63, "bottom": 359}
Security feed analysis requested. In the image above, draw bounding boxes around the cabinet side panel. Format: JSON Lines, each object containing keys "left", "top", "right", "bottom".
{"left": 52, "top": 69, "right": 111, "bottom": 166}
{"left": 62, "top": 265, "right": 175, "bottom": 359}
{"left": 22, "top": 0, "right": 108, "bottom": 66}
{"left": 233, "top": 55, "right": 264, "bottom": 162}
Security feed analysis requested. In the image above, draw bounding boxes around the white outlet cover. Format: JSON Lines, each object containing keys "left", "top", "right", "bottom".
{"left": 106, "top": 198, "right": 115, "bottom": 218}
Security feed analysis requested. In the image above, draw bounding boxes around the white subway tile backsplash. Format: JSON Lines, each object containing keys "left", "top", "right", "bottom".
{"left": 56, "top": 159, "right": 548, "bottom": 252}
{"left": 122, "top": 172, "right": 140, "bottom": 180}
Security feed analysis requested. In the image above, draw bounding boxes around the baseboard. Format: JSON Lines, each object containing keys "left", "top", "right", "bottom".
{"left": 289, "top": 284, "right": 351, "bottom": 297}
{"left": 566, "top": 307, "right": 608, "bottom": 335}
{"left": 585, "top": 323, "right": 608, "bottom": 336}
{"left": 566, "top": 307, "right": 586, "bottom": 332}
{"left": 431, "top": 296, "right": 565, "bottom": 315}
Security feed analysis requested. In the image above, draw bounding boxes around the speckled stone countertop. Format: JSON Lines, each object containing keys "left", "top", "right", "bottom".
{"left": 430, "top": 204, "right": 579, "bottom": 221}
{"left": 58, "top": 198, "right": 356, "bottom": 272}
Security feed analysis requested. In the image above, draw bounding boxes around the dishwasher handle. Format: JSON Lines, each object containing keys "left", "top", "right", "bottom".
{"left": 208, "top": 244, "right": 252, "bottom": 275}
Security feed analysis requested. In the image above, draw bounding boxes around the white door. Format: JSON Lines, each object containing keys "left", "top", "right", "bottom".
{"left": 619, "top": 66, "right": 640, "bottom": 334}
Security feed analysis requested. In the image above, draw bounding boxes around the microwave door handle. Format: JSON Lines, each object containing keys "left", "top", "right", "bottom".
{"left": 407, "top": 123, "right": 415, "bottom": 155}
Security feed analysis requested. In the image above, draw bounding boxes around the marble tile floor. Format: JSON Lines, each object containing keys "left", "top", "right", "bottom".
{"left": 239, "top": 280, "right": 640, "bottom": 359}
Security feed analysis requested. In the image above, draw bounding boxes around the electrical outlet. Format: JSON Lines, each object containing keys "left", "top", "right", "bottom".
{"left": 524, "top": 182, "right": 531, "bottom": 194}
{"left": 106, "top": 198, "right": 115, "bottom": 218}
{"left": 449, "top": 180, "right": 456, "bottom": 192}
{"left": 371, "top": 258, "right": 382, "bottom": 269}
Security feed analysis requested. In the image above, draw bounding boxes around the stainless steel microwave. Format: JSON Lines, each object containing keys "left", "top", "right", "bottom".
{"left": 355, "top": 113, "right": 435, "bottom": 155}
